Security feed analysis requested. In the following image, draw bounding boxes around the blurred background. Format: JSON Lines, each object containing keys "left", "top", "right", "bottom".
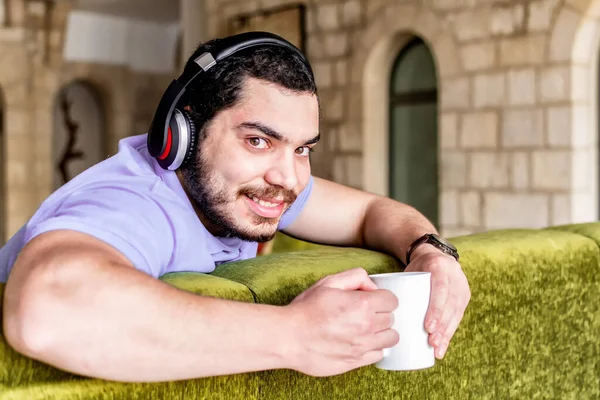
{"left": 0, "top": 0, "right": 596, "bottom": 245}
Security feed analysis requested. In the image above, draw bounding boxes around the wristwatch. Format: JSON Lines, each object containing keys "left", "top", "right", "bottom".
{"left": 406, "top": 233, "right": 459, "bottom": 265}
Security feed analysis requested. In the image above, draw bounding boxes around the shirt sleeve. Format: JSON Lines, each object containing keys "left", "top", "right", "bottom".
{"left": 24, "top": 184, "right": 174, "bottom": 278}
{"left": 277, "top": 175, "right": 314, "bottom": 231}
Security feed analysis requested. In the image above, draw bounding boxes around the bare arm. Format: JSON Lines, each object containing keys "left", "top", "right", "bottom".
{"left": 2, "top": 230, "right": 295, "bottom": 382}
{"left": 284, "top": 177, "right": 436, "bottom": 262}
{"left": 284, "top": 177, "right": 470, "bottom": 360}
{"left": 2, "top": 230, "right": 398, "bottom": 382}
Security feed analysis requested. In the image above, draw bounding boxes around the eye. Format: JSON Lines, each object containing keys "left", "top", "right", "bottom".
{"left": 247, "top": 137, "right": 269, "bottom": 149}
{"left": 295, "top": 146, "right": 313, "bottom": 157}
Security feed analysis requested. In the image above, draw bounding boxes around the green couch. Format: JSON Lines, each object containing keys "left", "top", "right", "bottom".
{"left": 1, "top": 223, "right": 599, "bottom": 399}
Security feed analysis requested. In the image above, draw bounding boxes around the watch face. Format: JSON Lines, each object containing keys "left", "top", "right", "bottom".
{"left": 431, "top": 234, "right": 457, "bottom": 252}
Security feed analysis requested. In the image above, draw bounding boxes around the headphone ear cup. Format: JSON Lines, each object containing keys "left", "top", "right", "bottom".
{"left": 181, "top": 109, "right": 197, "bottom": 168}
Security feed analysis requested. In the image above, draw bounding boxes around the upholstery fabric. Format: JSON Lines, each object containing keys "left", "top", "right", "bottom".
{"left": 159, "top": 272, "right": 254, "bottom": 303}
{"left": 0, "top": 225, "right": 599, "bottom": 399}
{"left": 211, "top": 247, "right": 402, "bottom": 305}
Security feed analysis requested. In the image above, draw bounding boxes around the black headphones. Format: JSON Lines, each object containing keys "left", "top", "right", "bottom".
{"left": 147, "top": 31, "right": 313, "bottom": 170}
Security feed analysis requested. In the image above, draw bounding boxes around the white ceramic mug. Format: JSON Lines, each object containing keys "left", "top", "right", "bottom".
{"left": 369, "top": 271, "right": 435, "bottom": 371}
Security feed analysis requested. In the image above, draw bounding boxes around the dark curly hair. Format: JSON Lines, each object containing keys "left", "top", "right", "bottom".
{"left": 180, "top": 36, "right": 318, "bottom": 141}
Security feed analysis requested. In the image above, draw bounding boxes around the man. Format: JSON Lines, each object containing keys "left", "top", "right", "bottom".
{"left": 0, "top": 32, "right": 470, "bottom": 382}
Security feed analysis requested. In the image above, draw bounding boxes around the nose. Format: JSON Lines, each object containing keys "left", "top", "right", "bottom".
{"left": 264, "top": 152, "right": 299, "bottom": 191}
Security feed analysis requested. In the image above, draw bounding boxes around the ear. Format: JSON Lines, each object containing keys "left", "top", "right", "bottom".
{"left": 184, "top": 105, "right": 192, "bottom": 112}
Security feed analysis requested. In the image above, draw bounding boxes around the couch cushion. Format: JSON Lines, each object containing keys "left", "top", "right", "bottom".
{"left": 0, "top": 273, "right": 254, "bottom": 388}
{"left": 0, "top": 375, "right": 260, "bottom": 399}
{"left": 239, "top": 228, "right": 600, "bottom": 399}
{"left": 159, "top": 271, "right": 255, "bottom": 303}
{"left": 210, "top": 247, "right": 402, "bottom": 305}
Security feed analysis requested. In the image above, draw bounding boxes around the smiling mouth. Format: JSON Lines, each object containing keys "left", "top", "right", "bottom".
{"left": 244, "top": 195, "right": 286, "bottom": 219}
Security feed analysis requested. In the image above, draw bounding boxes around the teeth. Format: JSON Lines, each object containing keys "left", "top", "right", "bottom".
{"left": 251, "top": 196, "right": 278, "bottom": 208}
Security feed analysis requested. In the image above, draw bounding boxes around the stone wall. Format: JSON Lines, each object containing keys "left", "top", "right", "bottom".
{"left": 0, "top": 0, "right": 172, "bottom": 242}
{"left": 204, "top": 0, "right": 600, "bottom": 237}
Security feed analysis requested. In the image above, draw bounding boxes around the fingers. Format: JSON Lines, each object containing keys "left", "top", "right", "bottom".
{"left": 424, "top": 262, "right": 450, "bottom": 334}
{"left": 372, "top": 327, "right": 400, "bottom": 351}
{"left": 436, "top": 308, "right": 465, "bottom": 358}
{"left": 372, "top": 312, "right": 394, "bottom": 332}
{"left": 319, "top": 268, "right": 378, "bottom": 291}
{"left": 362, "top": 289, "right": 398, "bottom": 313}
{"left": 354, "top": 349, "right": 384, "bottom": 368}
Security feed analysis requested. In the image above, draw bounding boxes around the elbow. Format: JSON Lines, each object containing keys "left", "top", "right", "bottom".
{"left": 3, "top": 266, "right": 71, "bottom": 359}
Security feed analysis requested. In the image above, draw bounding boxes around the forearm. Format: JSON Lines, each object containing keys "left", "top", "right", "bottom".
{"left": 3, "top": 260, "right": 296, "bottom": 382}
{"left": 362, "top": 197, "right": 437, "bottom": 264}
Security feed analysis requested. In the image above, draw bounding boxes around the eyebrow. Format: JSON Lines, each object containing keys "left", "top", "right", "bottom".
{"left": 238, "top": 122, "right": 320, "bottom": 146}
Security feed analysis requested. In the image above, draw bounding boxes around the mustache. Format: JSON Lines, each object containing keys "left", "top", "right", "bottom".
{"left": 240, "top": 185, "right": 297, "bottom": 204}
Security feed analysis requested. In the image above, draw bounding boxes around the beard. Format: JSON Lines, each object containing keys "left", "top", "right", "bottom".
{"left": 179, "top": 149, "right": 298, "bottom": 243}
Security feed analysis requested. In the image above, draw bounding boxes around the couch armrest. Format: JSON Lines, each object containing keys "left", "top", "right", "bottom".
{"left": 211, "top": 247, "right": 402, "bottom": 305}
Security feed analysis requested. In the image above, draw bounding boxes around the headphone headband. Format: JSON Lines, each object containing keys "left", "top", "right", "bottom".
{"left": 148, "top": 31, "right": 312, "bottom": 162}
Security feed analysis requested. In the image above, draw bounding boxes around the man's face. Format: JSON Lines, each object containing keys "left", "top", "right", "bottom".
{"left": 179, "top": 77, "right": 319, "bottom": 242}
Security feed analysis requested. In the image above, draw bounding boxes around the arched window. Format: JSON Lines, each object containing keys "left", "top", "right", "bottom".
{"left": 52, "top": 80, "right": 106, "bottom": 189}
{"left": 389, "top": 37, "right": 439, "bottom": 227}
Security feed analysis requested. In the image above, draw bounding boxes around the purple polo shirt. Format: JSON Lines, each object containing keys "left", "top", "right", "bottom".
{"left": 0, "top": 134, "right": 313, "bottom": 282}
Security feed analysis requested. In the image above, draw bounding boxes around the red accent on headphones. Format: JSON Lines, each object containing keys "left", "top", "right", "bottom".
{"left": 158, "top": 127, "right": 173, "bottom": 160}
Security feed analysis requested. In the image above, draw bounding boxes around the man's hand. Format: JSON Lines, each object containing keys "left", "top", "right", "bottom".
{"left": 404, "top": 245, "right": 471, "bottom": 360}
{"left": 285, "top": 268, "right": 399, "bottom": 377}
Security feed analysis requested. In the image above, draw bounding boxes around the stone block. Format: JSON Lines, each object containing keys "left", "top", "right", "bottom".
{"left": 440, "top": 190, "right": 459, "bottom": 226}
{"left": 4, "top": 109, "right": 29, "bottom": 137}
{"left": 572, "top": 105, "right": 593, "bottom": 148}
{"left": 0, "top": 27, "right": 26, "bottom": 42}
{"left": 571, "top": 149, "right": 593, "bottom": 191}
{"left": 460, "top": 191, "right": 481, "bottom": 227}
{"left": 345, "top": 155, "right": 362, "bottom": 188}
{"left": 507, "top": 68, "right": 536, "bottom": 105}
{"left": 500, "top": 35, "right": 546, "bottom": 66}
{"left": 459, "top": 42, "right": 496, "bottom": 72}
{"left": 528, "top": 0, "right": 560, "bottom": 32}
{"left": 307, "top": 35, "right": 325, "bottom": 59}
{"left": 333, "top": 156, "right": 346, "bottom": 184}
{"left": 551, "top": 194, "right": 571, "bottom": 226}
{"left": 531, "top": 150, "right": 571, "bottom": 190}
{"left": 317, "top": 3, "right": 339, "bottom": 31}
{"left": 571, "top": 65, "right": 589, "bottom": 102}
{"left": 539, "top": 66, "right": 570, "bottom": 103}
{"left": 338, "top": 123, "right": 361, "bottom": 152}
{"left": 491, "top": 3, "right": 525, "bottom": 36}
{"left": 453, "top": 9, "right": 490, "bottom": 41}
{"left": 312, "top": 61, "right": 332, "bottom": 89}
{"left": 305, "top": 7, "right": 317, "bottom": 34}
{"left": 324, "top": 32, "right": 349, "bottom": 58}
{"left": 440, "top": 77, "right": 470, "bottom": 109}
{"left": 334, "top": 60, "right": 347, "bottom": 86}
{"left": 342, "top": 0, "right": 361, "bottom": 27}
{"left": 572, "top": 20, "right": 600, "bottom": 64}
{"left": 549, "top": 7, "right": 580, "bottom": 62}
{"left": 366, "top": 0, "right": 386, "bottom": 19}
{"left": 469, "top": 152, "right": 510, "bottom": 189}
{"left": 2, "top": 83, "right": 28, "bottom": 107}
{"left": 460, "top": 111, "right": 498, "bottom": 148}
{"left": 434, "top": 34, "right": 462, "bottom": 78}
{"left": 433, "top": 0, "right": 469, "bottom": 10}
{"left": 484, "top": 193, "right": 549, "bottom": 229}
{"left": 501, "top": 109, "right": 544, "bottom": 148}
{"left": 440, "top": 112, "right": 458, "bottom": 149}
{"left": 546, "top": 106, "right": 571, "bottom": 147}
{"left": 510, "top": 151, "right": 530, "bottom": 190}
{"left": 440, "top": 151, "right": 467, "bottom": 189}
{"left": 571, "top": 192, "right": 597, "bottom": 223}
{"left": 324, "top": 92, "right": 344, "bottom": 121}
{"left": 473, "top": 73, "right": 505, "bottom": 108}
